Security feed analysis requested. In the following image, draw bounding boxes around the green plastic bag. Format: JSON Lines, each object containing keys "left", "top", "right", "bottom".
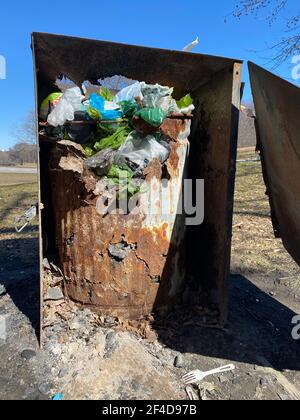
{"left": 86, "top": 106, "right": 102, "bottom": 121}
{"left": 98, "top": 122, "right": 120, "bottom": 137}
{"left": 119, "top": 100, "right": 140, "bottom": 118}
{"left": 106, "top": 165, "right": 141, "bottom": 198}
{"left": 99, "top": 86, "right": 114, "bottom": 101}
{"left": 82, "top": 141, "right": 96, "bottom": 157}
{"left": 176, "top": 94, "right": 193, "bottom": 109}
{"left": 107, "top": 164, "right": 133, "bottom": 182}
{"left": 94, "top": 126, "right": 130, "bottom": 152}
{"left": 135, "top": 107, "right": 167, "bottom": 127}
{"left": 82, "top": 124, "right": 128, "bottom": 156}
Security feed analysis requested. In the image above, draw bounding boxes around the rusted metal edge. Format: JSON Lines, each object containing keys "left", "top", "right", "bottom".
{"left": 39, "top": 115, "right": 193, "bottom": 127}
{"left": 31, "top": 34, "right": 44, "bottom": 348}
{"left": 248, "top": 61, "right": 300, "bottom": 267}
{"left": 32, "top": 32, "right": 243, "bottom": 102}
{"left": 220, "top": 62, "right": 242, "bottom": 326}
{"left": 32, "top": 31, "right": 243, "bottom": 66}
{"left": 254, "top": 118, "right": 281, "bottom": 238}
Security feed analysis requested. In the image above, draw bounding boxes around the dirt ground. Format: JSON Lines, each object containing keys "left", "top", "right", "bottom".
{"left": 0, "top": 153, "right": 300, "bottom": 400}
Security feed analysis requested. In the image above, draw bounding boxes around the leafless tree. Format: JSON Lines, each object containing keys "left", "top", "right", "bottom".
{"left": 0, "top": 150, "right": 10, "bottom": 165}
{"left": 13, "top": 110, "right": 36, "bottom": 145}
{"left": 8, "top": 143, "right": 37, "bottom": 165}
{"left": 6, "top": 110, "right": 38, "bottom": 165}
{"left": 233, "top": 0, "right": 300, "bottom": 66}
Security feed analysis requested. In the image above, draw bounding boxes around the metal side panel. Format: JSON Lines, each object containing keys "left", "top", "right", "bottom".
{"left": 248, "top": 62, "right": 300, "bottom": 267}
{"left": 31, "top": 34, "right": 43, "bottom": 346}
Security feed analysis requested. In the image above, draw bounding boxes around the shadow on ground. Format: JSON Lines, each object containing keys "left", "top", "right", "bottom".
{"left": 154, "top": 275, "right": 300, "bottom": 372}
{"left": 0, "top": 226, "right": 39, "bottom": 236}
{"left": 0, "top": 236, "right": 39, "bottom": 336}
{"left": 1, "top": 232, "right": 299, "bottom": 373}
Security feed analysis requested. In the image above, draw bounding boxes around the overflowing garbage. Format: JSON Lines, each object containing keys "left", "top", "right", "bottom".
{"left": 39, "top": 79, "right": 194, "bottom": 200}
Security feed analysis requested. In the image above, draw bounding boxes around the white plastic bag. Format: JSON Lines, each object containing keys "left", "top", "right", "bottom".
{"left": 47, "top": 87, "right": 84, "bottom": 127}
{"left": 140, "top": 82, "right": 173, "bottom": 108}
{"left": 104, "top": 101, "right": 121, "bottom": 111}
{"left": 114, "top": 132, "right": 170, "bottom": 172}
{"left": 157, "top": 96, "right": 172, "bottom": 113}
{"left": 115, "top": 82, "right": 143, "bottom": 103}
{"left": 182, "top": 37, "right": 199, "bottom": 52}
{"left": 168, "top": 98, "right": 181, "bottom": 114}
{"left": 180, "top": 104, "right": 195, "bottom": 114}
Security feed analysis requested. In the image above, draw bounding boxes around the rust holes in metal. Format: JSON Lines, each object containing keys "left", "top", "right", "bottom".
{"left": 66, "top": 233, "right": 75, "bottom": 246}
{"left": 107, "top": 239, "right": 138, "bottom": 262}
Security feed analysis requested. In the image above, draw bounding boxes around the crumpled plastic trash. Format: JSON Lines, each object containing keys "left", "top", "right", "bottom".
{"left": 94, "top": 125, "right": 130, "bottom": 152}
{"left": 66, "top": 111, "right": 97, "bottom": 144}
{"left": 43, "top": 125, "right": 65, "bottom": 140}
{"left": 47, "top": 87, "right": 84, "bottom": 127}
{"left": 99, "top": 86, "right": 114, "bottom": 101}
{"left": 89, "top": 93, "right": 123, "bottom": 120}
{"left": 176, "top": 93, "right": 195, "bottom": 114}
{"left": 40, "top": 92, "right": 63, "bottom": 120}
{"left": 156, "top": 96, "right": 172, "bottom": 113}
{"left": 180, "top": 104, "right": 195, "bottom": 114}
{"left": 119, "top": 100, "right": 140, "bottom": 118}
{"left": 106, "top": 164, "right": 142, "bottom": 198}
{"left": 182, "top": 37, "right": 199, "bottom": 52}
{"left": 114, "top": 131, "right": 170, "bottom": 172}
{"left": 115, "top": 81, "right": 143, "bottom": 103}
{"left": 140, "top": 82, "right": 173, "bottom": 108}
{"left": 82, "top": 122, "right": 125, "bottom": 156}
{"left": 51, "top": 393, "right": 64, "bottom": 401}
{"left": 168, "top": 98, "right": 181, "bottom": 114}
{"left": 177, "top": 94, "right": 193, "bottom": 109}
{"left": 84, "top": 148, "right": 115, "bottom": 176}
{"left": 134, "top": 107, "right": 168, "bottom": 127}
{"left": 107, "top": 164, "right": 133, "bottom": 182}
{"left": 104, "top": 101, "right": 121, "bottom": 111}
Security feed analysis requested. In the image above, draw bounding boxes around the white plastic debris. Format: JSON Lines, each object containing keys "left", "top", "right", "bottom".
{"left": 182, "top": 37, "right": 199, "bottom": 52}
{"left": 140, "top": 82, "right": 173, "bottom": 108}
{"left": 182, "top": 364, "right": 235, "bottom": 385}
{"left": 168, "top": 98, "right": 181, "bottom": 114}
{"left": 104, "top": 101, "right": 121, "bottom": 111}
{"left": 47, "top": 87, "right": 84, "bottom": 127}
{"left": 180, "top": 104, "right": 195, "bottom": 114}
{"left": 115, "top": 82, "right": 143, "bottom": 103}
{"left": 114, "top": 132, "right": 170, "bottom": 172}
{"left": 156, "top": 96, "right": 172, "bottom": 113}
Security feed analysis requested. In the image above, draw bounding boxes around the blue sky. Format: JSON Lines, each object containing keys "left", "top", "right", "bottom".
{"left": 0, "top": 0, "right": 299, "bottom": 149}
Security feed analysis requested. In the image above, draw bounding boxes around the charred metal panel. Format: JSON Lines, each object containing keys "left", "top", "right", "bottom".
{"left": 32, "top": 33, "right": 242, "bottom": 324}
{"left": 249, "top": 62, "right": 300, "bottom": 267}
{"left": 32, "top": 32, "right": 239, "bottom": 104}
{"left": 187, "top": 64, "right": 242, "bottom": 325}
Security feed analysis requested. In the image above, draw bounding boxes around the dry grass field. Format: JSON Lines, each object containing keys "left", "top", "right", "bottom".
{"left": 232, "top": 149, "right": 300, "bottom": 294}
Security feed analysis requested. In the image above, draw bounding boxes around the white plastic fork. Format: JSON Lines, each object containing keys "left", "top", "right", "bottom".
{"left": 182, "top": 364, "right": 235, "bottom": 385}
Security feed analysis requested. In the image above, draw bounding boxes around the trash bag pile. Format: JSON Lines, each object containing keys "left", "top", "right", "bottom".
{"left": 40, "top": 81, "right": 194, "bottom": 198}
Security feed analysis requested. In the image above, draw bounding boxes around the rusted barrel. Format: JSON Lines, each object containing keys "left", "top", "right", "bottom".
{"left": 49, "top": 119, "right": 190, "bottom": 319}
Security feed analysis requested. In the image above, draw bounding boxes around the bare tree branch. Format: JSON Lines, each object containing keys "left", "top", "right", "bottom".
{"left": 233, "top": 0, "right": 300, "bottom": 66}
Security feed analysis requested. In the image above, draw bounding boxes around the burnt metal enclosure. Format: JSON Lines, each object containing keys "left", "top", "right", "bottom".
{"left": 249, "top": 62, "right": 300, "bottom": 267}
{"left": 32, "top": 32, "right": 242, "bottom": 326}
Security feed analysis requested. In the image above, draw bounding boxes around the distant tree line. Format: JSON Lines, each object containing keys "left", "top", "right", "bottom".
{"left": 0, "top": 110, "right": 37, "bottom": 166}
{"left": 0, "top": 143, "right": 37, "bottom": 166}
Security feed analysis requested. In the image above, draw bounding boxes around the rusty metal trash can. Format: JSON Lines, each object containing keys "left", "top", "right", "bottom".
{"left": 32, "top": 33, "right": 242, "bottom": 325}
{"left": 48, "top": 119, "right": 190, "bottom": 319}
